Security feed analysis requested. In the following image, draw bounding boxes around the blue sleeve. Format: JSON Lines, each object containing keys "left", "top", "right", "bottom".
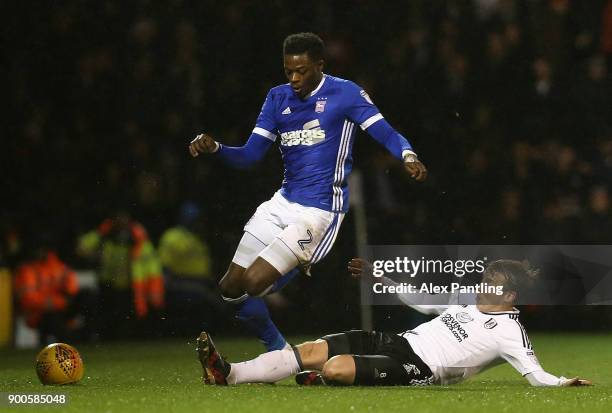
{"left": 217, "top": 133, "right": 274, "bottom": 170}
{"left": 252, "top": 89, "right": 278, "bottom": 141}
{"left": 366, "top": 118, "right": 414, "bottom": 161}
{"left": 344, "top": 82, "right": 414, "bottom": 161}
{"left": 344, "top": 81, "right": 382, "bottom": 128}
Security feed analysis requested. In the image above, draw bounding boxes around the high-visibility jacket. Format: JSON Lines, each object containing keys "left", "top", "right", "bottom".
{"left": 78, "top": 219, "right": 164, "bottom": 318}
{"left": 14, "top": 251, "right": 78, "bottom": 328}
{"left": 158, "top": 226, "right": 211, "bottom": 279}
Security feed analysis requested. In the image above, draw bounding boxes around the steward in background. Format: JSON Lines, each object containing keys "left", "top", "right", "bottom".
{"left": 14, "top": 234, "right": 93, "bottom": 344}
{"left": 158, "top": 201, "right": 227, "bottom": 335}
{"left": 77, "top": 211, "right": 164, "bottom": 339}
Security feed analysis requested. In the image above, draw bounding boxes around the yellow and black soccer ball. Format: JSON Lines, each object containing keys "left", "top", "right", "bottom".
{"left": 35, "top": 343, "right": 84, "bottom": 385}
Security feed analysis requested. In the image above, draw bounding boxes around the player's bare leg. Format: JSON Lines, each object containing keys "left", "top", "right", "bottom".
{"left": 242, "top": 257, "right": 282, "bottom": 296}
{"left": 295, "top": 339, "right": 329, "bottom": 370}
{"left": 197, "top": 332, "right": 393, "bottom": 386}
{"left": 321, "top": 355, "right": 356, "bottom": 385}
{"left": 293, "top": 340, "right": 334, "bottom": 385}
{"left": 218, "top": 262, "right": 247, "bottom": 300}
{"left": 197, "top": 333, "right": 334, "bottom": 386}
{"left": 218, "top": 243, "right": 297, "bottom": 351}
{"left": 295, "top": 347, "right": 355, "bottom": 386}
{"left": 219, "top": 258, "right": 283, "bottom": 299}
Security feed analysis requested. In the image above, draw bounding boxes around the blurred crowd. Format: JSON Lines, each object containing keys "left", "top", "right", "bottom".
{"left": 6, "top": 206, "right": 225, "bottom": 344}
{"left": 2, "top": 0, "right": 612, "bottom": 337}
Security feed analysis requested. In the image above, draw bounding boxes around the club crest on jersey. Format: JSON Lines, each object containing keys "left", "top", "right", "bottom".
{"left": 280, "top": 119, "right": 326, "bottom": 146}
{"left": 315, "top": 99, "right": 326, "bottom": 113}
{"left": 484, "top": 318, "right": 497, "bottom": 329}
{"left": 456, "top": 312, "right": 474, "bottom": 323}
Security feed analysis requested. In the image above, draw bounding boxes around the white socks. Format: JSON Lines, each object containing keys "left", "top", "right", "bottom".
{"left": 226, "top": 348, "right": 300, "bottom": 384}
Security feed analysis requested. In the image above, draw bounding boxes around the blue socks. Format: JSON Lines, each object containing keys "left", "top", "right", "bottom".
{"left": 236, "top": 297, "right": 286, "bottom": 351}
{"left": 234, "top": 268, "right": 300, "bottom": 351}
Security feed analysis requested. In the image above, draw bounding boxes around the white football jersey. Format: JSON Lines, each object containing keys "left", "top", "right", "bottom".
{"left": 402, "top": 305, "right": 542, "bottom": 385}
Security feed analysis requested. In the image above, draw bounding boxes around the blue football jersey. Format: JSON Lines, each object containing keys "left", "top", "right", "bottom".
{"left": 252, "top": 74, "right": 386, "bottom": 213}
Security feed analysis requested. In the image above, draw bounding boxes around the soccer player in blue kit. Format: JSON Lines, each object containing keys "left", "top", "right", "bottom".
{"left": 188, "top": 33, "right": 427, "bottom": 351}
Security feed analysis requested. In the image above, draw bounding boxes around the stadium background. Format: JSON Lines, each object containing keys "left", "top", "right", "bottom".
{"left": 2, "top": 0, "right": 612, "bottom": 345}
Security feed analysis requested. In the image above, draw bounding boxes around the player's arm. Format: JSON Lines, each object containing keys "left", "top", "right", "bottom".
{"left": 499, "top": 322, "right": 592, "bottom": 387}
{"left": 348, "top": 258, "right": 447, "bottom": 315}
{"left": 188, "top": 89, "right": 277, "bottom": 169}
{"left": 344, "top": 83, "right": 427, "bottom": 182}
{"left": 366, "top": 119, "right": 427, "bottom": 182}
{"left": 525, "top": 371, "right": 592, "bottom": 387}
{"left": 189, "top": 132, "right": 274, "bottom": 170}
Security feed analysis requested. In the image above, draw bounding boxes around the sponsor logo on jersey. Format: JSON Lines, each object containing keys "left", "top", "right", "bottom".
{"left": 280, "top": 119, "right": 326, "bottom": 146}
{"left": 440, "top": 313, "right": 469, "bottom": 342}
{"left": 456, "top": 312, "right": 474, "bottom": 323}
{"left": 484, "top": 318, "right": 498, "bottom": 329}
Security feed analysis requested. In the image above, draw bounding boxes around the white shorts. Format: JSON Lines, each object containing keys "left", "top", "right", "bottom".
{"left": 232, "top": 191, "right": 345, "bottom": 274}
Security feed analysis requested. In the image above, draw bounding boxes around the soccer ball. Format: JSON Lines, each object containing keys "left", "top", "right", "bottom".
{"left": 35, "top": 343, "right": 84, "bottom": 385}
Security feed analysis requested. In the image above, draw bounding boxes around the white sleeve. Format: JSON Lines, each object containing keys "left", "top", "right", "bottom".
{"left": 380, "top": 276, "right": 448, "bottom": 315}
{"left": 525, "top": 370, "right": 566, "bottom": 387}
{"left": 498, "top": 319, "right": 544, "bottom": 377}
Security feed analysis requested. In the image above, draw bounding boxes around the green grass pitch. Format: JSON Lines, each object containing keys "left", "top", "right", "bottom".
{"left": 1, "top": 333, "right": 611, "bottom": 412}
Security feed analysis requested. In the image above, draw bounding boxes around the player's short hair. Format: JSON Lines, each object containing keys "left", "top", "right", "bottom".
{"left": 283, "top": 32, "right": 325, "bottom": 61}
{"left": 484, "top": 259, "right": 539, "bottom": 297}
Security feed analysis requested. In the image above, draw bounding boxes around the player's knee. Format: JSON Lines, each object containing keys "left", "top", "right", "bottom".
{"left": 322, "top": 355, "right": 355, "bottom": 385}
{"left": 218, "top": 277, "right": 230, "bottom": 296}
{"left": 297, "top": 339, "right": 328, "bottom": 370}
{"left": 243, "top": 272, "right": 266, "bottom": 296}
{"left": 243, "top": 266, "right": 275, "bottom": 297}
{"left": 218, "top": 268, "right": 245, "bottom": 298}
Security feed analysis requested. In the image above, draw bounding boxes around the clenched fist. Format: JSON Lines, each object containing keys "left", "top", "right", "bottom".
{"left": 189, "top": 133, "right": 219, "bottom": 157}
{"left": 404, "top": 157, "right": 428, "bottom": 182}
{"left": 348, "top": 258, "right": 373, "bottom": 278}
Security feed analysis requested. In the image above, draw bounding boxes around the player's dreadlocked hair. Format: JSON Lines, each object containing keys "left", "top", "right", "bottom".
{"left": 485, "top": 259, "right": 539, "bottom": 297}
{"left": 283, "top": 32, "right": 325, "bottom": 61}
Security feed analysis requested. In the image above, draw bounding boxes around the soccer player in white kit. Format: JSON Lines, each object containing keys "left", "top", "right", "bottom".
{"left": 188, "top": 33, "right": 427, "bottom": 351}
{"left": 196, "top": 259, "right": 591, "bottom": 387}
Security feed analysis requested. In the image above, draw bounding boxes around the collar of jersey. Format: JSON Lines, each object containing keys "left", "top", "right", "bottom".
{"left": 478, "top": 307, "right": 520, "bottom": 315}
{"left": 304, "top": 74, "right": 327, "bottom": 99}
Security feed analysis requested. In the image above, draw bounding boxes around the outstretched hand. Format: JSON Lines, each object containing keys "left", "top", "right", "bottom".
{"left": 404, "top": 159, "right": 428, "bottom": 182}
{"left": 348, "top": 258, "right": 373, "bottom": 278}
{"left": 561, "top": 377, "right": 593, "bottom": 386}
{"left": 189, "top": 133, "right": 219, "bottom": 157}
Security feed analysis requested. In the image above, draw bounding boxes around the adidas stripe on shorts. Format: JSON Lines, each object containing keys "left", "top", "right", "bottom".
{"left": 232, "top": 191, "right": 345, "bottom": 274}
